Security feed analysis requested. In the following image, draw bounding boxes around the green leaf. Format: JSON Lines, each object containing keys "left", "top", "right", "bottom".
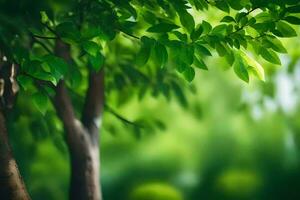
{"left": 166, "top": 40, "right": 182, "bottom": 58}
{"left": 284, "top": 16, "right": 300, "bottom": 25}
{"left": 201, "top": 20, "right": 212, "bottom": 34}
{"left": 247, "top": 17, "right": 256, "bottom": 26}
{"left": 23, "top": 59, "right": 58, "bottom": 85}
{"left": 227, "top": 0, "right": 244, "bottom": 10}
{"left": 14, "top": 47, "right": 29, "bottom": 64}
{"left": 215, "top": 1, "right": 230, "bottom": 13}
{"left": 154, "top": 42, "right": 168, "bottom": 68}
{"left": 142, "top": 11, "right": 157, "bottom": 24}
{"left": 43, "top": 55, "right": 69, "bottom": 80}
{"left": 211, "top": 24, "right": 228, "bottom": 37}
{"left": 175, "top": 60, "right": 188, "bottom": 73}
{"left": 147, "top": 23, "right": 180, "bottom": 33}
{"left": 17, "top": 75, "right": 33, "bottom": 91}
{"left": 171, "top": 31, "right": 188, "bottom": 42}
{"left": 43, "top": 86, "right": 56, "bottom": 97}
{"left": 193, "top": 56, "right": 208, "bottom": 70}
{"left": 83, "top": 41, "right": 101, "bottom": 57}
{"left": 240, "top": 16, "right": 248, "bottom": 27}
{"left": 89, "top": 52, "right": 104, "bottom": 71}
{"left": 240, "top": 51, "right": 265, "bottom": 81}
{"left": 260, "top": 48, "right": 281, "bottom": 65}
{"left": 286, "top": 5, "right": 300, "bottom": 13}
{"left": 32, "top": 72, "right": 58, "bottom": 85}
{"left": 190, "top": 25, "right": 203, "bottom": 41}
{"left": 235, "top": 12, "right": 247, "bottom": 23}
{"left": 40, "top": 11, "right": 50, "bottom": 24}
{"left": 215, "top": 43, "right": 227, "bottom": 57}
{"left": 276, "top": 21, "right": 297, "bottom": 37}
{"left": 33, "top": 92, "right": 49, "bottom": 115}
{"left": 225, "top": 50, "right": 235, "bottom": 66}
{"left": 194, "top": 43, "right": 212, "bottom": 56}
{"left": 56, "top": 22, "right": 81, "bottom": 43}
{"left": 136, "top": 36, "right": 153, "bottom": 66}
{"left": 233, "top": 52, "right": 249, "bottom": 83}
{"left": 221, "top": 16, "right": 236, "bottom": 23}
{"left": 265, "top": 36, "right": 287, "bottom": 53}
{"left": 178, "top": 10, "right": 195, "bottom": 33}
{"left": 81, "top": 25, "right": 102, "bottom": 40}
{"left": 123, "top": 3, "right": 137, "bottom": 19}
{"left": 254, "top": 12, "right": 272, "bottom": 23}
{"left": 183, "top": 67, "right": 195, "bottom": 82}
{"left": 180, "top": 44, "right": 194, "bottom": 65}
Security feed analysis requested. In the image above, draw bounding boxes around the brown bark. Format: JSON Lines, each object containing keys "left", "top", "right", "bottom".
{"left": 53, "top": 41, "right": 104, "bottom": 200}
{"left": 0, "top": 53, "right": 30, "bottom": 200}
{"left": 0, "top": 111, "right": 31, "bottom": 200}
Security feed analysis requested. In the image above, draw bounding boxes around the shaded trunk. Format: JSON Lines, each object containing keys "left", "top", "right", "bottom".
{"left": 0, "top": 54, "right": 30, "bottom": 200}
{"left": 0, "top": 111, "right": 31, "bottom": 200}
{"left": 54, "top": 41, "right": 104, "bottom": 200}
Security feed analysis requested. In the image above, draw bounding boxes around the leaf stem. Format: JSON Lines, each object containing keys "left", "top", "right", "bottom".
{"left": 32, "top": 34, "right": 57, "bottom": 40}
{"left": 31, "top": 36, "right": 52, "bottom": 54}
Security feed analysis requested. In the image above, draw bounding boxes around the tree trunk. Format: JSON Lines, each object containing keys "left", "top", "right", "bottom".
{"left": 53, "top": 41, "right": 104, "bottom": 200}
{"left": 0, "top": 111, "right": 31, "bottom": 200}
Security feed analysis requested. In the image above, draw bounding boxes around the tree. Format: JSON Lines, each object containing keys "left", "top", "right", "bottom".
{"left": 0, "top": 0, "right": 299, "bottom": 199}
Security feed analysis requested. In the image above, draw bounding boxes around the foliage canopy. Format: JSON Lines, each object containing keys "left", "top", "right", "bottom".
{"left": 1, "top": 1, "right": 300, "bottom": 115}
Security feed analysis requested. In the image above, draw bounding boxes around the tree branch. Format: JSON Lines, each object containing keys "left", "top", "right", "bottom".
{"left": 53, "top": 81, "right": 77, "bottom": 132}
{"left": 52, "top": 40, "right": 103, "bottom": 200}
{"left": 52, "top": 40, "right": 78, "bottom": 134}
{"left": 81, "top": 69, "right": 104, "bottom": 137}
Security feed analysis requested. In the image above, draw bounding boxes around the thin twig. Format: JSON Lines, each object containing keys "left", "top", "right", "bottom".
{"left": 32, "top": 34, "right": 57, "bottom": 40}
{"left": 123, "top": 32, "right": 140, "bottom": 40}
{"left": 42, "top": 23, "right": 60, "bottom": 38}
{"left": 105, "top": 104, "right": 143, "bottom": 128}
{"left": 32, "top": 37, "right": 52, "bottom": 54}
{"left": 228, "top": 8, "right": 258, "bottom": 37}
{"left": 117, "top": 28, "right": 140, "bottom": 40}
{"left": 247, "top": 7, "right": 259, "bottom": 15}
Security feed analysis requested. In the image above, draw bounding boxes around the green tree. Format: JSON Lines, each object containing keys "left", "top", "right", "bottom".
{"left": 0, "top": 0, "right": 299, "bottom": 199}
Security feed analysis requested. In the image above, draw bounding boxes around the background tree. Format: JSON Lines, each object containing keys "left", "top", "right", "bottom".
{"left": 0, "top": 0, "right": 300, "bottom": 199}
